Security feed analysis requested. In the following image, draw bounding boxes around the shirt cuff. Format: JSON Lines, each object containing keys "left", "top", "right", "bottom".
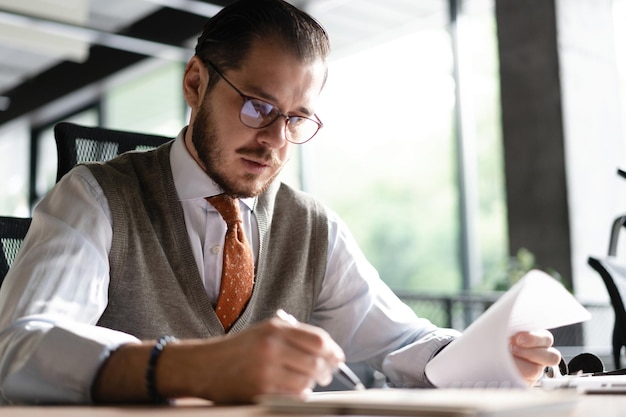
{"left": 381, "top": 328, "right": 460, "bottom": 388}
{"left": 1, "top": 318, "right": 138, "bottom": 404}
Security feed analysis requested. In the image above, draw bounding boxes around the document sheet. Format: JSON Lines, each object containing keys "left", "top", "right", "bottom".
{"left": 425, "top": 269, "right": 591, "bottom": 388}
{"left": 260, "top": 388, "right": 579, "bottom": 416}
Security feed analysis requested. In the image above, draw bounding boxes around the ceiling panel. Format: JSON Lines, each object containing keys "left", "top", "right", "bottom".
{"left": 88, "top": 0, "right": 160, "bottom": 32}
{"left": 309, "top": 0, "right": 447, "bottom": 57}
{"left": 0, "top": 0, "right": 160, "bottom": 99}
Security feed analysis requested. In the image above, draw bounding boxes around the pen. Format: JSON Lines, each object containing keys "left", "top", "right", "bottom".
{"left": 275, "top": 309, "right": 366, "bottom": 391}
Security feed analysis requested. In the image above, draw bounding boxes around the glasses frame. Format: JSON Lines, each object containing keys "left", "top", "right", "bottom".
{"left": 205, "top": 60, "right": 323, "bottom": 144}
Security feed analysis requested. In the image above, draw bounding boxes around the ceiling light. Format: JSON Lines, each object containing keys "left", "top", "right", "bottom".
{"left": 0, "top": 10, "right": 192, "bottom": 63}
{"left": 0, "top": 20, "right": 89, "bottom": 62}
{"left": 0, "top": 0, "right": 87, "bottom": 25}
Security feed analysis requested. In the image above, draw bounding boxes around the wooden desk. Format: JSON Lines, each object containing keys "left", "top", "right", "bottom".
{"left": 559, "top": 395, "right": 626, "bottom": 416}
{"left": 2, "top": 394, "right": 625, "bottom": 416}
{"left": 0, "top": 399, "right": 259, "bottom": 417}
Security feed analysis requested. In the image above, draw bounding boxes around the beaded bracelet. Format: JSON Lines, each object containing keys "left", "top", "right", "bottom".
{"left": 146, "top": 335, "right": 177, "bottom": 403}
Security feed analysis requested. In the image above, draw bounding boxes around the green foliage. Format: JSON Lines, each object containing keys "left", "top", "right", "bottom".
{"left": 335, "top": 181, "right": 461, "bottom": 293}
{"left": 483, "top": 247, "right": 565, "bottom": 292}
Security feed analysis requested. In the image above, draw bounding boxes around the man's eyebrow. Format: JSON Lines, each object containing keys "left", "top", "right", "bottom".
{"left": 245, "top": 85, "right": 314, "bottom": 116}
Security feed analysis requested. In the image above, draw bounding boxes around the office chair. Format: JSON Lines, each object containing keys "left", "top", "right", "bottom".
{"left": 588, "top": 192, "right": 626, "bottom": 369}
{"left": 53, "top": 122, "right": 172, "bottom": 182}
{"left": 588, "top": 256, "right": 626, "bottom": 369}
{"left": 0, "top": 216, "right": 32, "bottom": 287}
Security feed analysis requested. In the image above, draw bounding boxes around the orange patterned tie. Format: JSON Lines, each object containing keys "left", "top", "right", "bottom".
{"left": 207, "top": 195, "right": 255, "bottom": 331}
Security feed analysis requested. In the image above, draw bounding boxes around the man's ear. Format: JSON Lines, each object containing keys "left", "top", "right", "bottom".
{"left": 183, "top": 56, "right": 209, "bottom": 109}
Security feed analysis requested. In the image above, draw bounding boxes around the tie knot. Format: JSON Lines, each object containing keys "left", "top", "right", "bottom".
{"left": 207, "top": 195, "right": 242, "bottom": 225}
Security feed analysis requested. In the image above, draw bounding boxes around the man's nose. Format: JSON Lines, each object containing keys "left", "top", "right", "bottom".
{"left": 257, "top": 117, "right": 288, "bottom": 148}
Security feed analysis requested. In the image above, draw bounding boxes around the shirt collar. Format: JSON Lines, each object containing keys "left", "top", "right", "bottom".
{"left": 170, "top": 127, "right": 256, "bottom": 210}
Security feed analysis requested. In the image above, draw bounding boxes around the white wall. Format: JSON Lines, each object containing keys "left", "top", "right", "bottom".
{"left": 557, "top": 0, "right": 626, "bottom": 302}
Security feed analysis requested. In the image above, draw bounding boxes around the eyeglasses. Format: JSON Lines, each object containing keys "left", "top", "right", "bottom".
{"left": 206, "top": 60, "right": 323, "bottom": 144}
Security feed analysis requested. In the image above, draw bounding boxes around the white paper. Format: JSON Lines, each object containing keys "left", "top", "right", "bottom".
{"left": 260, "top": 388, "right": 579, "bottom": 416}
{"left": 425, "top": 269, "right": 591, "bottom": 388}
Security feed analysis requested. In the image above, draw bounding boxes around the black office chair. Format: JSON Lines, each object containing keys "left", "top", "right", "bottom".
{"left": 53, "top": 122, "right": 172, "bottom": 182}
{"left": 588, "top": 182, "right": 626, "bottom": 369}
{"left": 588, "top": 256, "right": 626, "bottom": 369}
{"left": 0, "top": 216, "right": 32, "bottom": 287}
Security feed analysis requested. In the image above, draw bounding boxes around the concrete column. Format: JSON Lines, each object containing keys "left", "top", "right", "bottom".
{"left": 495, "top": 0, "right": 573, "bottom": 288}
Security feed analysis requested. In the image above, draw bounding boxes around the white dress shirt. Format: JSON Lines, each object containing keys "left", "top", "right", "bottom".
{"left": 0, "top": 129, "right": 459, "bottom": 404}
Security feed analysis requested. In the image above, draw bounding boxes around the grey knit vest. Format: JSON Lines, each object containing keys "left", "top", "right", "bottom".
{"left": 87, "top": 142, "right": 328, "bottom": 338}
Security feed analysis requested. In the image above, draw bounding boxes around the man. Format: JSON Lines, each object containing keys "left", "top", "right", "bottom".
{"left": 0, "top": 0, "right": 560, "bottom": 405}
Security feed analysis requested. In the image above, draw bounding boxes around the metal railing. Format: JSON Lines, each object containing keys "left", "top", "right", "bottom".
{"left": 396, "top": 291, "right": 501, "bottom": 330}
{"left": 395, "top": 291, "right": 613, "bottom": 351}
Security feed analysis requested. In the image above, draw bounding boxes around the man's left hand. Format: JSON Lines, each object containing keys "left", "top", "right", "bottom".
{"left": 510, "top": 330, "right": 561, "bottom": 386}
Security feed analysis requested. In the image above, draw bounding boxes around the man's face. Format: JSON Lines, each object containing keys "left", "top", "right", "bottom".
{"left": 187, "top": 41, "right": 327, "bottom": 198}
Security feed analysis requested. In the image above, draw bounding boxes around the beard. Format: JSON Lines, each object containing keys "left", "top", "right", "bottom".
{"left": 191, "top": 94, "right": 284, "bottom": 198}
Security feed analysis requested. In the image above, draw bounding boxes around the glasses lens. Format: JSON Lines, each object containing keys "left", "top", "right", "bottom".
{"left": 240, "top": 97, "right": 321, "bottom": 144}
{"left": 240, "top": 98, "right": 278, "bottom": 128}
{"left": 286, "top": 117, "right": 320, "bottom": 144}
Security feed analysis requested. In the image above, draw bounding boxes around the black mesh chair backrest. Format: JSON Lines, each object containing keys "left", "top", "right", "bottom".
{"left": 54, "top": 122, "right": 172, "bottom": 182}
{"left": 0, "top": 216, "right": 32, "bottom": 287}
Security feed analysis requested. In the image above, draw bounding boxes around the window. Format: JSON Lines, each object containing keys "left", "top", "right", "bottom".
{"left": 457, "top": 0, "right": 508, "bottom": 291}
{"left": 616, "top": 0, "right": 626, "bottom": 147}
{"left": 104, "top": 62, "right": 185, "bottom": 136}
{"left": 0, "top": 119, "right": 30, "bottom": 217}
{"left": 308, "top": 0, "right": 505, "bottom": 293}
{"left": 314, "top": 30, "right": 460, "bottom": 292}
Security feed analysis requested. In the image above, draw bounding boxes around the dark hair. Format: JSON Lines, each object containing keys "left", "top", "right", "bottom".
{"left": 195, "top": 0, "right": 330, "bottom": 89}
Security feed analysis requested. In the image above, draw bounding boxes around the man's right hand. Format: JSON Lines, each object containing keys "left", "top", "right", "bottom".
{"left": 92, "top": 317, "right": 345, "bottom": 404}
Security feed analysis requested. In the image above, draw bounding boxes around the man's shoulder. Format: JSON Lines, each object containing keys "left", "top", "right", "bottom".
{"left": 275, "top": 182, "right": 324, "bottom": 210}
